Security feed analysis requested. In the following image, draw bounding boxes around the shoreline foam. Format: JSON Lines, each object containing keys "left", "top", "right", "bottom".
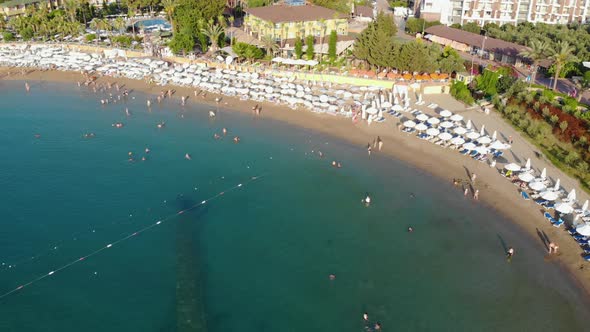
{"left": 3, "top": 67, "right": 590, "bottom": 303}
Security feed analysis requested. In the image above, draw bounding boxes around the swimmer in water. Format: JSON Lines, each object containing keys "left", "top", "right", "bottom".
{"left": 214, "top": 133, "right": 221, "bottom": 139}
{"left": 318, "top": 151, "right": 323, "bottom": 158}
{"left": 408, "top": 226, "right": 414, "bottom": 232}
{"left": 363, "top": 194, "right": 371, "bottom": 206}
{"left": 185, "top": 153, "right": 192, "bottom": 160}
{"left": 222, "top": 128, "right": 227, "bottom": 135}
{"left": 332, "top": 161, "right": 337, "bottom": 167}
{"left": 363, "top": 313, "right": 369, "bottom": 321}
{"left": 125, "top": 108, "right": 131, "bottom": 116}
{"left": 145, "top": 147, "right": 150, "bottom": 154}
{"left": 329, "top": 274, "right": 336, "bottom": 280}
{"left": 337, "top": 162, "right": 342, "bottom": 168}
{"left": 374, "top": 322, "right": 381, "bottom": 330}
{"left": 141, "top": 156, "right": 146, "bottom": 161}
{"left": 233, "top": 136, "right": 240, "bottom": 143}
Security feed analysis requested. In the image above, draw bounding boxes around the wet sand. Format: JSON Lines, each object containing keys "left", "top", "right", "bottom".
{"left": 3, "top": 67, "right": 590, "bottom": 299}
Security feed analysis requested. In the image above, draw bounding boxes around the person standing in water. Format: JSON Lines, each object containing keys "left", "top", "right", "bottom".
{"left": 377, "top": 136, "right": 383, "bottom": 151}
{"left": 506, "top": 247, "right": 515, "bottom": 261}
{"left": 25, "top": 82, "right": 30, "bottom": 92}
{"left": 367, "top": 144, "right": 372, "bottom": 156}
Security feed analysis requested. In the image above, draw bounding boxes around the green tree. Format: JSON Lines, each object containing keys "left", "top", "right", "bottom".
{"left": 548, "top": 41, "right": 578, "bottom": 91}
{"left": 2, "top": 31, "right": 14, "bottom": 41}
{"left": 519, "top": 39, "right": 550, "bottom": 86}
{"left": 169, "top": 32, "right": 194, "bottom": 55}
{"left": 113, "top": 17, "right": 126, "bottom": 33}
{"left": 294, "top": 36, "right": 303, "bottom": 59}
{"left": 161, "top": 0, "right": 177, "bottom": 31}
{"left": 232, "top": 42, "right": 263, "bottom": 61}
{"left": 201, "top": 23, "right": 224, "bottom": 52}
{"left": 328, "top": 30, "right": 337, "bottom": 63}
{"left": 260, "top": 34, "right": 278, "bottom": 57}
{"left": 306, "top": 35, "right": 314, "bottom": 60}
{"left": 559, "top": 120, "right": 569, "bottom": 133}
{"left": 462, "top": 22, "right": 481, "bottom": 34}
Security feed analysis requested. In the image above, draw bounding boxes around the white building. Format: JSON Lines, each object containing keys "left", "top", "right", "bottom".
{"left": 416, "top": 0, "right": 590, "bottom": 26}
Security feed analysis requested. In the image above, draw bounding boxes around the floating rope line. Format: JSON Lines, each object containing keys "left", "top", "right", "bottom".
{"left": 0, "top": 174, "right": 264, "bottom": 300}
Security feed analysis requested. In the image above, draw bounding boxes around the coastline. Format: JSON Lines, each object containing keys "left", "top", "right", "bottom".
{"left": 3, "top": 67, "right": 590, "bottom": 300}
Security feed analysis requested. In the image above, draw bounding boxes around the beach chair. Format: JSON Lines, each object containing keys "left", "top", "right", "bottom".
{"left": 544, "top": 212, "right": 553, "bottom": 221}
{"left": 583, "top": 254, "right": 590, "bottom": 262}
{"left": 552, "top": 218, "right": 564, "bottom": 228}
{"left": 521, "top": 191, "right": 530, "bottom": 200}
{"left": 545, "top": 202, "right": 555, "bottom": 210}
{"left": 459, "top": 149, "right": 469, "bottom": 155}
{"left": 469, "top": 150, "right": 478, "bottom": 157}
{"left": 536, "top": 199, "right": 548, "bottom": 206}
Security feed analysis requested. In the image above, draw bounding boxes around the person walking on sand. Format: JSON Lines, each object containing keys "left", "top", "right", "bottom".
{"left": 471, "top": 173, "right": 477, "bottom": 183}
{"left": 549, "top": 242, "right": 559, "bottom": 254}
{"left": 464, "top": 187, "right": 469, "bottom": 196}
{"left": 506, "top": 247, "right": 515, "bottom": 261}
{"left": 473, "top": 189, "right": 479, "bottom": 200}
{"left": 377, "top": 136, "right": 383, "bottom": 151}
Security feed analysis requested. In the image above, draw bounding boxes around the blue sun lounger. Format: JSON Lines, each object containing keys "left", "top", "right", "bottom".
{"left": 536, "top": 198, "right": 547, "bottom": 205}
{"left": 552, "top": 218, "right": 564, "bottom": 227}
{"left": 584, "top": 254, "right": 590, "bottom": 262}
{"left": 521, "top": 191, "right": 530, "bottom": 200}
{"left": 544, "top": 212, "right": 553, "bottom": 221}
{"left": 545, "top": 202, "right": 555, "bottom": 210}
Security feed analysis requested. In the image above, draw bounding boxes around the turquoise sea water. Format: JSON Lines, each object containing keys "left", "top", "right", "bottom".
{"left": 0, "top": 80, "right": 589, "bottom": 332}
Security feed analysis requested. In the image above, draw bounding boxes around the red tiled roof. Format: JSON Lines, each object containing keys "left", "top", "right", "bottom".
{"left": 425, "top": 25, "right": 529, "bottom": 57}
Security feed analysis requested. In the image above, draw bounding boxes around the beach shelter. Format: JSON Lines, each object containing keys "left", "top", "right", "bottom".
{"left": 462, "top": 142, "right": 477, "bottom": 150}
{"left": 576, "top": 223, "right": 590, "bottom": 236}
{"left": 528, "top": 181, "right": 546, "bottom": 191}
{"left": 466, "top": 120, "right": 472, "bottom": 130}
{"left": 440, "top": 121, "right": 454, "bottom": 129}
{"left": 567, "top": 189, "right": 577, "bottom": 202}
{"left": 426, "top": 128, "right": 440, "bottom": 136}
{"left": 504, "top": 163, "right": 521, "bottom": 171}
{"left": 415, "top": 123, "right": 428, "bottom": 131}
{"left": 555, "top": 202, "right": 574, "bottom": 214}
{"left": 523, "top": 158, "right": 531, "bottom": 170}
{"left": 466, "top": 132, "right": 480, "bottom": 140}
{"left": 403, "top": 120, "right": 416, "bottom": 128}
{"left": 541, "top": 191, "right": 559, "bottom": 201}
{"left": 480, "top": 125, "right": 486, "bottom": 136}
{"left": 454, "top": 127, "right": 467, "bottom": 135}
{"left": 416, "top": 113, "right": 429, "bottom": 122}
{"left": 518, "top": 173, "right": 535, "bottom": 182}
{"left": 553, "top": 179, "right": 561, "bottom": 191}
{"left": 427, "top": 117, "right": 440, "bottom": 125}
{"left": 450, "top": 114, "right": 463, "bottom": 122}
{"left": 440, "top": 110, "right": 452, "bottom": 117}
{"left": 450, "top": 137, "right": 465, "bottom": 145}
{"left": 438, "top": 132, "right": 453, "bottom": 141}
{"left": 478, "top": 136, "right": 492, "bottom": 144}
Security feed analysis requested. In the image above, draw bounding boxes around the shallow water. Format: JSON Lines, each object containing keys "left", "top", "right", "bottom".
{"left": 0, "top": 80, "right": 588, "bottom": 332}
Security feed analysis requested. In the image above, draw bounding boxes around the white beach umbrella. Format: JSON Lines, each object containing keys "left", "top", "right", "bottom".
{"left": 366, "top": 107, "right": 378, "bottom": 115}
{"left": 403, "top": 120, "right": 417, "bottom": 128}
{"left": 450, "top": 137, "right": 465, "bottom": 145}
{"left": 454, "top": 127, "right": 467, "bottom": 135}
{"left": 555, "top": 202, "right": 574, "bottom": 214}
{"left": 462, "top": 142, "right": 477, "bottom": 150}
{"left": 518, "top": 172, "right": 535, "bottom": 182}
{"left": 553, "top": 179, "right": 561, "bottom": 191}
{"left": 478, "top": 136, "right": 492, "bottom": 144}
{"left": 466, "top": 131, "right": 480, "bottom": 140}
{"left": 440, "top": 121, "right": 454, "bottom": 129}
{"left": 466, "top": 120, "right": 472, "bottom": 130}
{"left": 440, "top": 109, "right": 452, "bottom": 117}
{"left": 416, "top": 113, "right": 429, "bottom": 122}
{"left": 415, "top": 123, "right": 428, "bottom": 131}
{"left": 524, "top": 158, "right": 531, "bottom": 170}
{"left": 504, "top": 163, "right": 521, "bottom": 171}
{"left": 489, "top": 140, "right": 510, "bottom": 150}
{"left": 567, "top": 189, "right": 577, "bottom": 202}
{"left": 438, "top": 132, "right": 453, "bottom": 141}
{"left": 475, "top": 146, "right": 489, "bottom": 155}
{"left": 479, "top": 125, "right": 486, "bottom": 136}
{"left": 492, "top": 131, "right": 497, "bottom": 140}
{"left": 427, "top": 117, "right": 440, "bottom": 125}
{"left": 528, "top": 181, "right": 546, "bottom": 191}
{"left": 426, "top": 128, "right": 440, "bottom": 136}
{"left": 450, "top": 114, "right": 463, "bottom": 122}
{"left": 576, "top": 223, "right": 590, "bottom": 236}
{"left": 540, "top": 168, "right": 547, "bottom": 180}
{"left": 541, "top": 191, "right": 559, "bottom": 201}
{"left": 581, "top": 200, "right": 589, "bottom": 213}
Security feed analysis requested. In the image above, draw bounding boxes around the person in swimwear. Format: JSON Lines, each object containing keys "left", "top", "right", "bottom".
{"left": 233, "top": 136, "right": 240, "bottom": 143}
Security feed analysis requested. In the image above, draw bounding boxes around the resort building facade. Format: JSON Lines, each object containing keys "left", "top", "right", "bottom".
{"left": 1, "top": 0, "right": 63, "bottom": 17}
{"left": 244, "top": 4, "right": 348, "bottom": 42}
{"left": 415, "top": 0, "right": 590, "bottom": 26}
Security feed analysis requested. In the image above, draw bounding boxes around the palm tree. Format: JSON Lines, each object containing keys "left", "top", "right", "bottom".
{"left": 201, "top": 23, "right": 224, "bottom": 53}
{"left": 228, "top": 15, "right": 235, "bottom": 45}
{"left": 316, "top": 19, "right": 326, "bottom": 62}
{"left": 548, "top": 40, "right": 578, "bottom": 91}
{"left": 113, "top": 17, "right": 126, "bottom": 34}
{"left": 260, "top": 34, "right": 278, "bottom": 57}
{"left": 161, "top": 0, "right": 176, "bottom": 31}
{"left": 519, "top": 39, "right": 549, "bottom": 86}
{"left": 63, "top": 0, "right": 79, "bottom": 22}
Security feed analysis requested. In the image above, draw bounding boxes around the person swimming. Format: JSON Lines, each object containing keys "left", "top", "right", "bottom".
{"left": 329, "top": 274, "right": 336, "bottom": 280}
{"left": 233, "top": 136, "right": 240, "bottom": 143}
{"left": 141, "top": 156, "right": 146, "bottom": 161}
{"left": 337, "top": 162, "right": 342, "bottom": 168}
{"left": 125, "top": 108, "right": 131, "bottom": 116}
{"left": 157, "top": 122, "right": 165, "bottom": 128}
{"left": 222, "top": 128, "right": 227, "bottom": 135}
{"left": 363, "top": 313, "right": 369, "bottom": 321}
{"left": 185, "top": 153, "right": 192, "bottom": 160}
{"left": 408, "top": 226, "right": 414, "bottom": 232}
{"left": 363, "top": 194, "right": 371, "bottom": 206}
{"left": 145, "top": 147, "right": 150, "bottom": 154}
{"left": 214, "top": 133, "right": 221, "bottom": 139}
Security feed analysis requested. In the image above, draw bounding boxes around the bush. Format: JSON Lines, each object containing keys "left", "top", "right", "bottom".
{"left": 85, "top": 34, "right": 97, "bottom": 42}
{"left": 2, "top": 31, "right": 14, "bottom": 41}
{"left": 450, "top": 81, "right": 475, "bottom": 105}
{"left": 232, "top": 42, "right": 263, "bottom": 60}
{"left": 112, "top": 35, "right": 133, "bottom": 48}
{"left": 21, "top": 27, "right": 33, "bottom": 40}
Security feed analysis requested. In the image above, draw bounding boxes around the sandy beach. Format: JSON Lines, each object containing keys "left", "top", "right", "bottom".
{"left": 3, "top": 66, "right": 590, "bottom": 299}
